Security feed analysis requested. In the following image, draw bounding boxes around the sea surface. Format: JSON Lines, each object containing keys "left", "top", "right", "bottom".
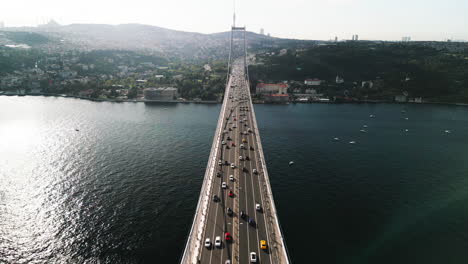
{"left": 1, "top": 96, "right": 468, "bottom": 264}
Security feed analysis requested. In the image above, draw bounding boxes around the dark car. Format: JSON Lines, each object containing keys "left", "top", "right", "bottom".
{"left": 245, "top": 156, "right": 250, "bottom": 161}
{"left": 227, "top": 207, "right": 233, "bottom": 216}
{"left": 250, "top": 146, "right": 254, "bottom": 150}
{"left": 216, "top": 172, "right": 221, "bottom": 177}
{"left": 248, "top": 218, "right": 256, "bottom": 226}
{"left": 213, "top": 195, "right": 219, "bottom": 202}
{"left": 243, "top": 167, "right": 248, "bottom": 173}
{"left": 240, "top": 210, "right": 246, "bottom": 219}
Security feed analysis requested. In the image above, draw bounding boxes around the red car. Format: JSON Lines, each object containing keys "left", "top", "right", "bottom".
{"left": 225, "top": 232, "right": 232, "bottom": 241}
{"left": 228, "top": 190, "right": 234, "bottom": 197}
{"left": 231, "top": 142, "right": 235, "bottom": 147}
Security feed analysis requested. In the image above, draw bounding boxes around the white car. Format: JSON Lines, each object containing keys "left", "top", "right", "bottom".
{"left": 253, "top": 169, "right": 258, "bottom": 174}
{"left": 222, "top": 141, "right": 226, "bottom": 145}
{"left": 233, "top": 125, "right": 237, "bottom": 128}
{"left": 218, "top": 160, "right": 222, "bottom": 166}
{"left": 256, "top": 203, "right": 261, "bottom": 211}
{"left": 231, "top": 163, "right": 235, "bottom": 168}
{"left": 240, "top": 144, "right": 244, "bottom": 149}
{"left": 222, "top": 182, "right": 227, "bottom": 189}
{"left": 239, "top": 156, "right": 243, "bottom": 161}
{"left": 215, "top": 236, "right": 222, "bottom": 248}
{"left": 205, "top": 238, "right": 211, "bottom": 248}
{"left": 250, "top": 252, "right": 257, "bottom": 262}
{"left": 229, "top": 175, "right": 234, "bottom": 181}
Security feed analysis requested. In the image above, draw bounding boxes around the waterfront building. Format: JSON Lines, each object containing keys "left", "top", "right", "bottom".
{"left": 144, "top": 87, "right": 178, "bottom": 101}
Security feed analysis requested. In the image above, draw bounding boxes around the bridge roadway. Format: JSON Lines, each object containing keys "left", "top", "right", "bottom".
{"left": 198, "top": 63, "right": 273, "bottom": 264}
{"left": 180, "top": 59, "right": 289, "bottom": 264}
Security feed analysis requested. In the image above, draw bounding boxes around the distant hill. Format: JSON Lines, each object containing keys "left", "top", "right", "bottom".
{"left": 1, "top": 23, "right": 317, "bottom": 60}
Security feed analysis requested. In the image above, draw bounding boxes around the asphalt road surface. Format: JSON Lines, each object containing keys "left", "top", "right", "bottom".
{"left": 199, "top": 62, "right": 273, "bottom": 264}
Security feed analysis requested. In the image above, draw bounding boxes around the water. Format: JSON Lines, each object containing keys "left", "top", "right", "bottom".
{"left": 1, "top": 97, "right": 468, "bottom": 263}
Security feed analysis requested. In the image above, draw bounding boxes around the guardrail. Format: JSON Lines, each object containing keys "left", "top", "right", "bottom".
{"left": 180, "top": 76, "right": 233, "bottom": 264}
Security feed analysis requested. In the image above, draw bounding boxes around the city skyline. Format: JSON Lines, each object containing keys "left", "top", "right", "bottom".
{"left": 0, "top": 0, "right": 467, "bottom": 41}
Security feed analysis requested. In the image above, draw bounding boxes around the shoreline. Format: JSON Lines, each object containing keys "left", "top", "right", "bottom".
{"left": 1, "top": 93, "right": 468, "bottom": 107}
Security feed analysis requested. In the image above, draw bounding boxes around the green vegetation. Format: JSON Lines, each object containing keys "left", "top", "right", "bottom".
{"left": 250, "top": 42, "right": 468, "bottom": 103}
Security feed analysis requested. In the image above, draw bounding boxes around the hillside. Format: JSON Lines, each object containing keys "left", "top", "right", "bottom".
{"left": 1, "top": 23, "right": 316, "bottom": 60}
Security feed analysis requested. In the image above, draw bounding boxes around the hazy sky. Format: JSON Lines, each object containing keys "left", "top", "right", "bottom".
{"left": 1, "top": 0, "right": 467, "bottom": 41}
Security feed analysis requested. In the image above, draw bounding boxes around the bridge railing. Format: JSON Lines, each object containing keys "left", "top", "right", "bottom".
{"left": 180, "top": 76, "right": 233, "bottom": 264}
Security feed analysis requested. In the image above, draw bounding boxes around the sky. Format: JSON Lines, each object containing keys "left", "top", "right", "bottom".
{"left": 1, "top": 0, "right": 467, "bottom": 41}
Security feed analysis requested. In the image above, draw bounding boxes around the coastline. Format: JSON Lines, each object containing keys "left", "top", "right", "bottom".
{"left": 1, "top": 93, "right": 467, "bottom": 107}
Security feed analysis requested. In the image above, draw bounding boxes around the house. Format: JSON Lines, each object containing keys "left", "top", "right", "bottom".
{"left": 304, "top": 79, "right": 322, "bottom": 86}
{"left": 256, "top": 83, "right": 288, "bottom": 94}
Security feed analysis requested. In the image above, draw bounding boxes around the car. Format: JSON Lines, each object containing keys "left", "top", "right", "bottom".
{"left": 243, "top": 167, "right": 248, "bottom": 173}
{"left": 218, "top": 160, "right": 222, "bottom": 166}
{"left": 240, "top": 144, "right": 244, "bottom": 149}
{"left": 253, "top": 169, "right": 258, "bottom": 174}
{"left": 250, "top": 252, "right": 257, "bottom": 262}
{"left": 240, "top": 210, "right": 246, "bottom": 219}
{"left": 229, "top": 128, "right": 232, "bottom": 131}
{"left": 260, "top": 240, "right": 267, "bottom": 250}
{"left": 222, "top": 182, "right": 227, "bottom": 189}
{"left": 245, "top": 156, "right": 249, "bottom": 161}
{"left": 216, "top": 171, "right": 221, "bottom": 177}
{"left": 250, "top": 146, "right": 254, "bottom": 150}
{"left": 239, "top": 156, "right": 243, "bottom": 161}
{"left": 231, "top": 163, "right": 235, "bottom": 168}
{"left": 225, "top": 260, "right": 231, "bottom": 264}
{"left": 229, "top": 175, "right": 234, "bottom": 181}
{"left": 225, "top": 232, "right": 232, "bottom": 241}
{"left": 227, "top": 207, "right": 233, "bottom": 216}
{"left": 249, "top": 218, "right": 256, "bottom": 226}
{"left": 233, "top": 125, "right": 237, "bottom": 128}
{"left": 231, "top": 142, "right": 235, "bottom": 146}
{"left": 226, "top": 145, "right": 230, "bottom": 149}
{"left": 227, "top": 136, "right": 231, "bottom": 140}
{"left": 256, "top": 203, "right": 262, "bottom": 211}
{"left": 205, "top": 238, "right": 211, "bottom": 248}
{"left": 248, "top": 128, "right": 252, "bottom": 133}
{"left": 228, "top": 190, "right": 234, "bottom": 197}
{"left": 213, "top": 195, "right": 219, "bottom": 202}
{"left": 215, "top": 236, "right": 222, "bottom": 247}
{"left": 222, "top": 141, "right": 226, "bottom": 145}
{"left": 242, "top": 138, "right": 247, "bottom": 143}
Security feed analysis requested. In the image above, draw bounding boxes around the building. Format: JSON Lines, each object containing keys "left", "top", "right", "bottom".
{"left": 395, "top": 95, "right": 407, "bottom": 102}
{"left": 351, "top": 34, "right": 359, "bottom": 41}
{"left": 304, "top": 79, "right": 322, "bottom": 86}
{"left": 402, "top": 36, "right": 411, "bottom": 42}
{"left": 336, "top": 76, "right": 344, "bottom": 84}
{"left": 0, "top": 21, "right": 4, "bottom": 28}
{"left": 256, "top": 83, "right": 288, "bottom": 94}
{"left": 144, "top": 87, "right": 178, "bottom": 101}
{"left": 264, "top": 94, "right": 289, "bottom": 103}
{"left": 260, "top": 28, "right": 264, "bottom": 35}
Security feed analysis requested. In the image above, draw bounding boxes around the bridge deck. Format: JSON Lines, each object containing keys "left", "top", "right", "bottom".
{"left": 180, "top": 61, "right": 289, "bottom": 264}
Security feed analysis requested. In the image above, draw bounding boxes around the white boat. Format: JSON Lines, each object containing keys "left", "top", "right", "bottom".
{"left": 333, "top": 137, "right": 340, "bottom": 141}
{"left": 289, "top": 161, "right": 294, "bottom": 166}
{"left": 363, "top": 125, "right": 368, "bottom": 128}
{"left": 445, "top": 130, "right": 451, "bottom": 134}
{"left": 349, "top": 141, "right": 356, "bottom": 144}
{"left": 369, "top": 115, "right": 375, "bottom": 118}
{"left": 360, "top": 129, "right": 367, "bottom": 133}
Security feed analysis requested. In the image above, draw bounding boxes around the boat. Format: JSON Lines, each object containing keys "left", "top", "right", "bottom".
{"left": 405, "top": 129, "right": 409, "bottom": 132}
{"left": 349, "top": 141, "right": 356, "bottom": 144}
{"left": 333, "top": 137, "right": 340, "bottom": 141}
{"left": 360, "top": 129, "right": 367, "bottom": 133}
{"left": 363, "top": 125, "right": 368, "bottom": 128}
{"left": 369, "top": 115, "right": 375, "bottom": 118}
{"left": 289, "top": 161, "right": 294, "bottom": 166}
{"left": 445, "top": 130, "right": 451, "bottom": 134}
